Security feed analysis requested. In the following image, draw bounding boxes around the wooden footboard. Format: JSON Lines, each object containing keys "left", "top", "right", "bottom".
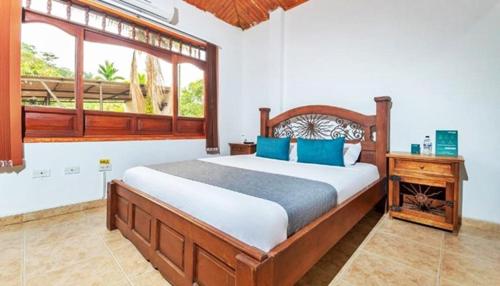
{"left": 107, "top": 180, "right": 274, "bottom": 286}
{"left": 106, "top": 178, "right": 386, "bottom": 286}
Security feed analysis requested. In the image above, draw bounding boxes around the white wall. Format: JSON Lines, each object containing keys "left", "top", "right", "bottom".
{"left": 241, "top": 0, "right": 500, "bottom": 223}
{"left": 3, "top": 0, "right": 500, "bottom": 225}
{"left": 0, "top": 1, "right": 244, "bottom": 217}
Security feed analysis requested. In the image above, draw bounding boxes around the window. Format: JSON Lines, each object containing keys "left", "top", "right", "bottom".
{"left": 83, "top": 41, "right": 173, "bottom": 115}
{"left": 21, "top": 23, "right": 76, "bottom": 109}
{"left": 20, "top": 0, "right": 215, "bottom": 141}
{"left": 178, "top": 63, "right": 205, "bottom": 118}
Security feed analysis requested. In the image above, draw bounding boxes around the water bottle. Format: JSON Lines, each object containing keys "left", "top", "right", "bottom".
{"left": 423, "top": 136, "right": 432, "bottom": 155}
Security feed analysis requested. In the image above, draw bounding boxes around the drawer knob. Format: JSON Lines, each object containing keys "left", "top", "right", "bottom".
{"left": 419, "top": 165, "right": 425, "bottom": 170}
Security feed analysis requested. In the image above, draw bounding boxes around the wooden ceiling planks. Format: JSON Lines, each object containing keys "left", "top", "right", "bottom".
{"left": 183, "top": 0, "right": 308, "bottom": 29}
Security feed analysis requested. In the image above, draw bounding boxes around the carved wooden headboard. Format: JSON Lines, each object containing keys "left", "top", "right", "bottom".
{"left": 259, "top": 97, "right": 392, "bottom": 177}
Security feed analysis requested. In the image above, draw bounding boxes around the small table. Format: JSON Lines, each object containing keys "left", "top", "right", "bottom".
{"left": 229, "top": 143, "right": 256, "bottom": 156}
{"left": 386, "top": 152, "right": 464, "bottom": 233}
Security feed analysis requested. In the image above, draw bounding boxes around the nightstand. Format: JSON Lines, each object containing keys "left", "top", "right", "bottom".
{"left": 387, "top": 152, "right": 464, "bottom": 233}
{"left": 229, "top": 143, "right": 256, "bottom": 155}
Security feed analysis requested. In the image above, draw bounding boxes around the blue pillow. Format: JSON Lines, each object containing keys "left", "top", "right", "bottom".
{"left": 297, "top": 137, "right": 345, "bottom": 167}
{"left": 256, "top": 136, "right": 290, "bottom": 161}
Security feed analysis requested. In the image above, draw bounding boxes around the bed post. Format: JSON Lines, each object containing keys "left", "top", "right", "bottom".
{"left": 259, "top": 108, "right": 271, "bottom": 137}
{"left": 106, "top": 181, "right": 117, "bottom": 231}
{"left": 374, "top": 97, "right": 392, "bottom": 177}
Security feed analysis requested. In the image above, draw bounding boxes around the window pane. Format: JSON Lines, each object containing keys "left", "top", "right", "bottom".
{"left": 135, "top": 28, "right": 147, "bottom": 43}
{"left": 70, "top": 5, "right": 87, "bottom": 25}
{"left": 199, "top": 50, "right": 206, "bottom": 61}
{"left": 83, "top": 41, "right": 173, "bottom": 115}
{"left": 105, "top": 17, "right": 120, "bottom": 35}
{"left": 178, "top": 63, "right": 204, "bottom": 118}
{"left": 159, "top": 37, "right": 171, "bottom": 50}
{"left": 181, "top": 44, "right": 190, "bottom": 56}
{"left": 171, "top": 41, "right": 180, "bottom": 53}
{"left": 88, "top": 12, "right": 104, "bottom": 30}
{"left": 30, "top": 0, "right": 48, "bottom": 13}
{"left": 21, "top": 23, "right": 76, "bottom": 109}
{"left": 120, "top": 23, "right": 134, "bottom": 39}
{"left": 51, "top": 0, "right": 68, "bottom": 20}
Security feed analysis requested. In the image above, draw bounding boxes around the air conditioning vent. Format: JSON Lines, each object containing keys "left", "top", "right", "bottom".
{"left": 97, "top": 0, "right": 179, "bottom": 25}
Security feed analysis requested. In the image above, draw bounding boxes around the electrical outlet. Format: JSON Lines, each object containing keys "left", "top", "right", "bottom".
{"left": 33, "top": 169, "right": 51, "bottom": 178}
{"left": 64, "top": 166, "right": 80, "bottom": 175}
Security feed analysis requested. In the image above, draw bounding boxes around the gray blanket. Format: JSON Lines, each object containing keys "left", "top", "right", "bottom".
{"left": 149, "top": 160, "right": 337, "bottom": 235}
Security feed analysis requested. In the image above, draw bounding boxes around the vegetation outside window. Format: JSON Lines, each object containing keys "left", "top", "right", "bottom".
{"left": 21, "top": 23, "right": 76, "bottom": 109}
{"left": 83, "top": 41, "right": 173, "bottom": 115}
{"left": 178, "top": 63, "right": 205, "bottom": 118}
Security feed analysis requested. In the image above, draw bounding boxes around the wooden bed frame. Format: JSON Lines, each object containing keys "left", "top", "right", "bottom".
{"left": 107, "top": 96, "right": 392, "bottom": 286}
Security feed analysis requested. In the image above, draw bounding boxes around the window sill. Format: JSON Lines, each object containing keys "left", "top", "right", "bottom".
{"left": 24, "top": 134, "right": 206, "bottom": 143}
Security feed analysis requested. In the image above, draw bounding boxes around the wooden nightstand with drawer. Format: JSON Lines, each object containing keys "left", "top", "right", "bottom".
{"left": 387, "top": 152, "right": 465, "bottom": 233}
{"left": 229, "top": 143, "right": 256, "bottom": 155}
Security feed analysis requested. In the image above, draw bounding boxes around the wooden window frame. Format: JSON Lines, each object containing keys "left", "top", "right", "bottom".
{"left": 22, "top": 8, "right": 209, "bottom": 142}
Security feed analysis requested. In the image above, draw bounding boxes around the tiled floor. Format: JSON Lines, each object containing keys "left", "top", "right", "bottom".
{"left": 1, "top": 207, "right": 499, "bottom": 286}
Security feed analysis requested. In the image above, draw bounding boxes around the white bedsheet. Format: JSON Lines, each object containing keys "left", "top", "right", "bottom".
{"left": 122, "top": 155, "right": 379, "bottom": 252}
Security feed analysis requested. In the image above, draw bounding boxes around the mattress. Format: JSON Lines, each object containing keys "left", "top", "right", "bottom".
{"left": 122, "top": 155, "right": 380, "bottom": 252}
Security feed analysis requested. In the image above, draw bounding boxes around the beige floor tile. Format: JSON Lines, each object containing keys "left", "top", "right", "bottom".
{"left": 378, "top": 217, "right": 444, "bottom": 248}
{"left": 104, "top": 230, "right": 134, "bottom": 251}
{"left": 0, "top": 224, "right": 24, "bottom": 251}
{"left": 131, "top": 270, "right": 172, "bottom": 286}
{"left": 0, "top": 246, "right": 23, "bottom": 286}
{"left": 363, "top": 231, "right": 441, "bottom": 275}
{"left": 443, "top": 232, "right": 500, "bottom": 263}
{"left": 329, "top": 279, "right": 353, "bottom": 286}
{"left": 24, "top": 217, "right": 93, "bottom": 247}
{"left": 3, "top": 203, "right": 499, "bottom": 286}
{"left": 341, "top": 251, "right": 435, "bottom": 286}
{"left": 25, "top": 254, "right": 128, "bottom": 286}
{"left": 459, "top": 221, "right": 500, "bottom": 242}
{"left": 25, "top": 234, "right": 110, "bottom": 277}
{"left": 440, "top": 251, "right": 500, "bottom": 286}
{"left": 439, "top": 278, "right": 462, "bottom": 286}
{"left": 112, "top": 244, "right": 155, "bottom": 279}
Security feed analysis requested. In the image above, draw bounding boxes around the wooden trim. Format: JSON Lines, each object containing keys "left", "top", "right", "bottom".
{"left": 387, "top": 152, "right": 464, "bottom": 163}
{"left": 84, "top": 30, "right": 173, "bottom": 63}
{"left": 23, "top": 9, "right": 81, "bottom": 36}
{"left": 75, "top": 27, "right": 85, "bottom": 136}
{"left": 172, "top": 54, "right": 179, "bottom": 134}
{"left": 267, "top": 105, "right": 376, "bottom": 128}
{"left": 0, "top": 0, "right": 23, "bottom": 167}
{"left": 24, "top": 135, "right": 205, "bottom": 143}
{"left": 72, "top": 0, "right": 207, "bottom": 48}
{"left": 0, "top": 199, "right": 105, "bottom": 227}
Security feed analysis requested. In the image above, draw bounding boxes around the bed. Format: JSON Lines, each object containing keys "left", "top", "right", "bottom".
{"left": 106, "top": 96, "right": 391, "bottom": 286}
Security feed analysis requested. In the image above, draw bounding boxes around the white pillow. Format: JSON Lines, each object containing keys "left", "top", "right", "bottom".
{"left": 343, "top": 142, "right": 362, "bottom": 166}
{"left": 289, "top": 141, "right": 362, "bottom": 166}
{"left": 290, "top": 142, "right": 298, "bottom": 162}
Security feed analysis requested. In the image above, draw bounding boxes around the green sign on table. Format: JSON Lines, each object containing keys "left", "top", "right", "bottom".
{"left": 436, "top": 130, "right": 458, "bottom": 157}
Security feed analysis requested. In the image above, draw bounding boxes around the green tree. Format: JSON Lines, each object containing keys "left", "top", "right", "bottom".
{"left": 96, "top": 60, "right": 125, "bottom": 81}
{"left": 21, "top": 43, "right": 74, "bottom": 78}
{"left": 179, "top": 79, "right": 204, "bottom": 117}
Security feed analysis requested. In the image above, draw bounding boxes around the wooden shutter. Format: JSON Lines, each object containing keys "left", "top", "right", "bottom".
{"left": 0, "top": 0, "right": 23, "bottom": 168}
